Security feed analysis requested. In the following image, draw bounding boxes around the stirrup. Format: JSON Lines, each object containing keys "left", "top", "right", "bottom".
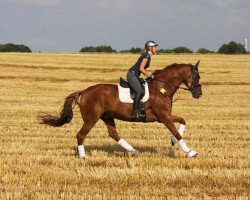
{"left": 131, "top": 110, "right": 140, "bottom": 119}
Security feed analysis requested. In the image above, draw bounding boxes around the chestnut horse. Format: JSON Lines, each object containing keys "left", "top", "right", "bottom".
{"left": 40, "top": 61, "right": 202, "bottom": 158}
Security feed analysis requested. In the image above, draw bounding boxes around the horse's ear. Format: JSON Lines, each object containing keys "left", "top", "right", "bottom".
{"left": 195, "top": 60, "right": 200, "bottom": 68}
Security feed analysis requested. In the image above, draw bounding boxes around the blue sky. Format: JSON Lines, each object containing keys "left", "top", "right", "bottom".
{"left": 0, "top": 0, "right": 249, "bottom": 52}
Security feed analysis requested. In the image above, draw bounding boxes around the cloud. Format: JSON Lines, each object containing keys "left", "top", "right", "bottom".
{"left": 213, "top": 0, "right": 239, "bottom": 7}
{"left": 0, "top": 0, "right": 248, "bottom": 51}
{"left": 21, "top": 0, "right": 64, "bottom": 6}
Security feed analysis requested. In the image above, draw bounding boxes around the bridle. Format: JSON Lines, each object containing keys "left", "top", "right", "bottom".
{"left": 155, "top": 65, "right": 200, "bottom": 92}
{"left": 186, "top": 65, "right": 201, "bottom": 93}
{"left": 145, "top": 65, "right": 201, "bottom": 109}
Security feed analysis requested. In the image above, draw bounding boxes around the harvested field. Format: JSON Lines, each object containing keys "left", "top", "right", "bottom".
{"left": 0, "top": 53, "right": 249, "bottom": 199}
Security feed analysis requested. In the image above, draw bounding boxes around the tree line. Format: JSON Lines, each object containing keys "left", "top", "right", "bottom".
{"left": 0, "top": 43, "right": 31, "bottom": 52}
{"left": 0, "top": 41, "right": 247, "bottom": 54}
{"left": 120, "top": 41, "right": 246, "bottom": 54}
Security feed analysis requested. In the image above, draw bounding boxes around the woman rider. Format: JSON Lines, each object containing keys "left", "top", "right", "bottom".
{"left": 127, "top": 40, "right": 158, "bottom": 119}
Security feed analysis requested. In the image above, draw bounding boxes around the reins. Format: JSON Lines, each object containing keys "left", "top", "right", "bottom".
{"left": 144, "top": 80, "right": 158, "bottom": 110}
{"left": 144, "top": 63, "right": 200, "bottom": 110}
{"left": 155, "top": 79, "right": 190, "bottom": 91}
{"left": 145, "top": 79, "right": 176, "bottom": 110}
{"left": 144, "top": 75, "right": 192, "bottom": 110}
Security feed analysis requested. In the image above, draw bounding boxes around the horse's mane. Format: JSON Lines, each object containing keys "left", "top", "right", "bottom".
{"left": 153, "top": 63, "right": 183, "bottom": 76}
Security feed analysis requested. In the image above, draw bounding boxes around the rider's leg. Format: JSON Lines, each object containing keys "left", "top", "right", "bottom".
{"left": 131, "top": 92, "right": 143, "bottom": 118}
{"left": 127, "top": 72, "right": 143, "bottom": 118}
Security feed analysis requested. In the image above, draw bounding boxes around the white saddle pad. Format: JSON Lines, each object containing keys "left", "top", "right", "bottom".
{"left": 118, "top": 82, "right": 150, "bottom": 103}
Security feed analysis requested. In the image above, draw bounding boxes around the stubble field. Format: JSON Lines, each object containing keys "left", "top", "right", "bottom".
{"left": 0, "top": 53, "right": 249, "bottom": 199}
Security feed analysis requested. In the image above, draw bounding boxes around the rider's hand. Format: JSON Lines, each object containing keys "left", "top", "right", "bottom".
{"left": 146, "top": 74, "right": 155, "bottom": 82}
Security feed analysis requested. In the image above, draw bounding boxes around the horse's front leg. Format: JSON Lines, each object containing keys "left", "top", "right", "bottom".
{"left": 161, "top": 114, "right": 198, "bottom": 158}
{"left": 170, "top": 115, "right": 186, "bottom": 146}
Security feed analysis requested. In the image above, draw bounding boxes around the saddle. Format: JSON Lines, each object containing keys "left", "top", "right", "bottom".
{"left": 119, "top": 77, "right": 147, "bottom": 122}
{"left": 119, "top": 77, "right": 146, "bottom": 100}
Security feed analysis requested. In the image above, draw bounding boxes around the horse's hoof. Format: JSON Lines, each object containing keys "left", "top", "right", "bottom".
{"left": 79, "top": 155, "right": 87, "bottom": 159}
{"left": 171, "top": 136, "right": 177, "bottom": 146}
{"left": 193, "top": 153, "right": 199, "bottom": 158}
{"left": 188, "top": 150, "right": 198, "bottom": 158}
{"left": 131, "top": 149, "right": 140, "bottom": 157}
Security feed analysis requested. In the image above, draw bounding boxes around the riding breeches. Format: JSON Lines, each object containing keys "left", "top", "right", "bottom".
{"left": 126, "top": 71, "right": 144, "bottom": 98}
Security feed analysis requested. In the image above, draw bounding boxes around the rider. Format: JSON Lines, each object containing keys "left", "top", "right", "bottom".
{"left": 127, "top": 40, "right": 158, "bottom": 119}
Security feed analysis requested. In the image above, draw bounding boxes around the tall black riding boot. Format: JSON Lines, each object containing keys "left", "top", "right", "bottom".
{"left": 131, "top": 94, "right": 141, "bottom": 119}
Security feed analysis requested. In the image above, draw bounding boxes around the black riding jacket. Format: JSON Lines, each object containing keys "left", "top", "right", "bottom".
{"left": 129, "top": 52, "right": 151, "bottom": 77}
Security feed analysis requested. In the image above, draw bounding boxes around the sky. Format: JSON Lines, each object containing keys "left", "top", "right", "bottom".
{"left": 0, "top": 0, "right": 249, "bottom": 52}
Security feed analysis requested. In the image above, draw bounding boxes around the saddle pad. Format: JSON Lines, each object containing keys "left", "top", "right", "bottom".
{"left": 118, "top": 82, "right": 149, "bottom": 103}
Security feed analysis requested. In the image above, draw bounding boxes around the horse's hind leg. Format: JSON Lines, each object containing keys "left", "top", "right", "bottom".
{"left": 101, "top": 114, "right": 139, "bottom": 154}
{"left": 76, "top": 120, "right": 97, "bottom": 158}
{"left": 170, "top": 115, "right": 187, "bottom": 146}
{"left": 101, "top": 115, "right": 120, "bottom": 142}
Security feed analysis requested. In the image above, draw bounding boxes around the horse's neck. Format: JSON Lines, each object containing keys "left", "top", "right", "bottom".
{"left": 157, "top": 66, "right": 186, "bottom": 96}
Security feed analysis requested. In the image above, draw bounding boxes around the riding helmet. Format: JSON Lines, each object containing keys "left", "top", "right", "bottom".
{"left": 145, "top": 41, "right": 158, "bottom": 48}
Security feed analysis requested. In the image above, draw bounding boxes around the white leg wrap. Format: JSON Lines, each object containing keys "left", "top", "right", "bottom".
{"left": 179, "top": 124, "right": 186, "bottom": 135}
{"left": 178, "top": 139, "right": 190, "bottom": 153}
{"left": 188, "top": 150, "right": 198, "bottom": 157}
{"left": 171, "top": 124, "right": 186, "bottom": 146}
{"left": 78, "top": 145, "right": 86, "bottom": 158}
{"left": 118, "top": 139, "right": 134, "bottom": 151}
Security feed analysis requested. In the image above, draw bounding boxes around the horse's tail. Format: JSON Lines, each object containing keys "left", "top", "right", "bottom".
{"left": 39, "top": 90, "right": 84, "bottom": 127}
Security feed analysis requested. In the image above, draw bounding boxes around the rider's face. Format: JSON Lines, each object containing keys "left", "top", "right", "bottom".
{"left": 150, "top": 46, "right": 157, "bottom": 55}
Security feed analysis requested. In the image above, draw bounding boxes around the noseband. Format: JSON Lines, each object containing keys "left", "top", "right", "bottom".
{"left": 187, "top": 65, "right": 201, "bottom": 94}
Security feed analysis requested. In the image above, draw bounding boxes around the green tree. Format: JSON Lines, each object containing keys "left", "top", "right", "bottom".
{"left": 218, "top": 41, "right": 247, "bottom": 54}
{"left": 157, "top": 49, "right": 173, "bottom": 54}
{"left": 157, "top": 49, "right": 165, "bottom": 53}
{"left": 95, "top": 45, "right": 116, "bottom": 53}
{"left": 80, "top": 46, "right": 96, "bottom": 52}
{"left": 119, "top": 50, "right": 130, "bottom": 53}
{"left": 196, "top": 48, "right": 214, "bottom": 54}
{"left": 80, "top": 45, "right": 116, "bottom": 53}
{"left": 129, "top": 47, "right": 142, "bottom": 53}
{"left": 0, "top": 43, "right": 31, "bottom": 52}
{"left": 172, "top": 46, "right": 193, "bottom": 53}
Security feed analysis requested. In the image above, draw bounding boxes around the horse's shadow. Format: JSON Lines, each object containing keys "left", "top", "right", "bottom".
{"left": 73, "top": 144, "right": 176, "bottom": 158}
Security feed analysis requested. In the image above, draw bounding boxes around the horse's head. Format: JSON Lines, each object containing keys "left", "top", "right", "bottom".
{"left": 184, "top": 61, "right": 202, "bottom": 99}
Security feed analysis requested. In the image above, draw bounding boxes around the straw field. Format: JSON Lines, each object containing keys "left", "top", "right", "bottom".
{"left": 0, "top": 53, "right": 249, "bottom": 199}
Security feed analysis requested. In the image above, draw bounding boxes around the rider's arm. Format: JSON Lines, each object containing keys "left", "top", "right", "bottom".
{"left": 139, "top": 58, "right": 150, "bottom": 78}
